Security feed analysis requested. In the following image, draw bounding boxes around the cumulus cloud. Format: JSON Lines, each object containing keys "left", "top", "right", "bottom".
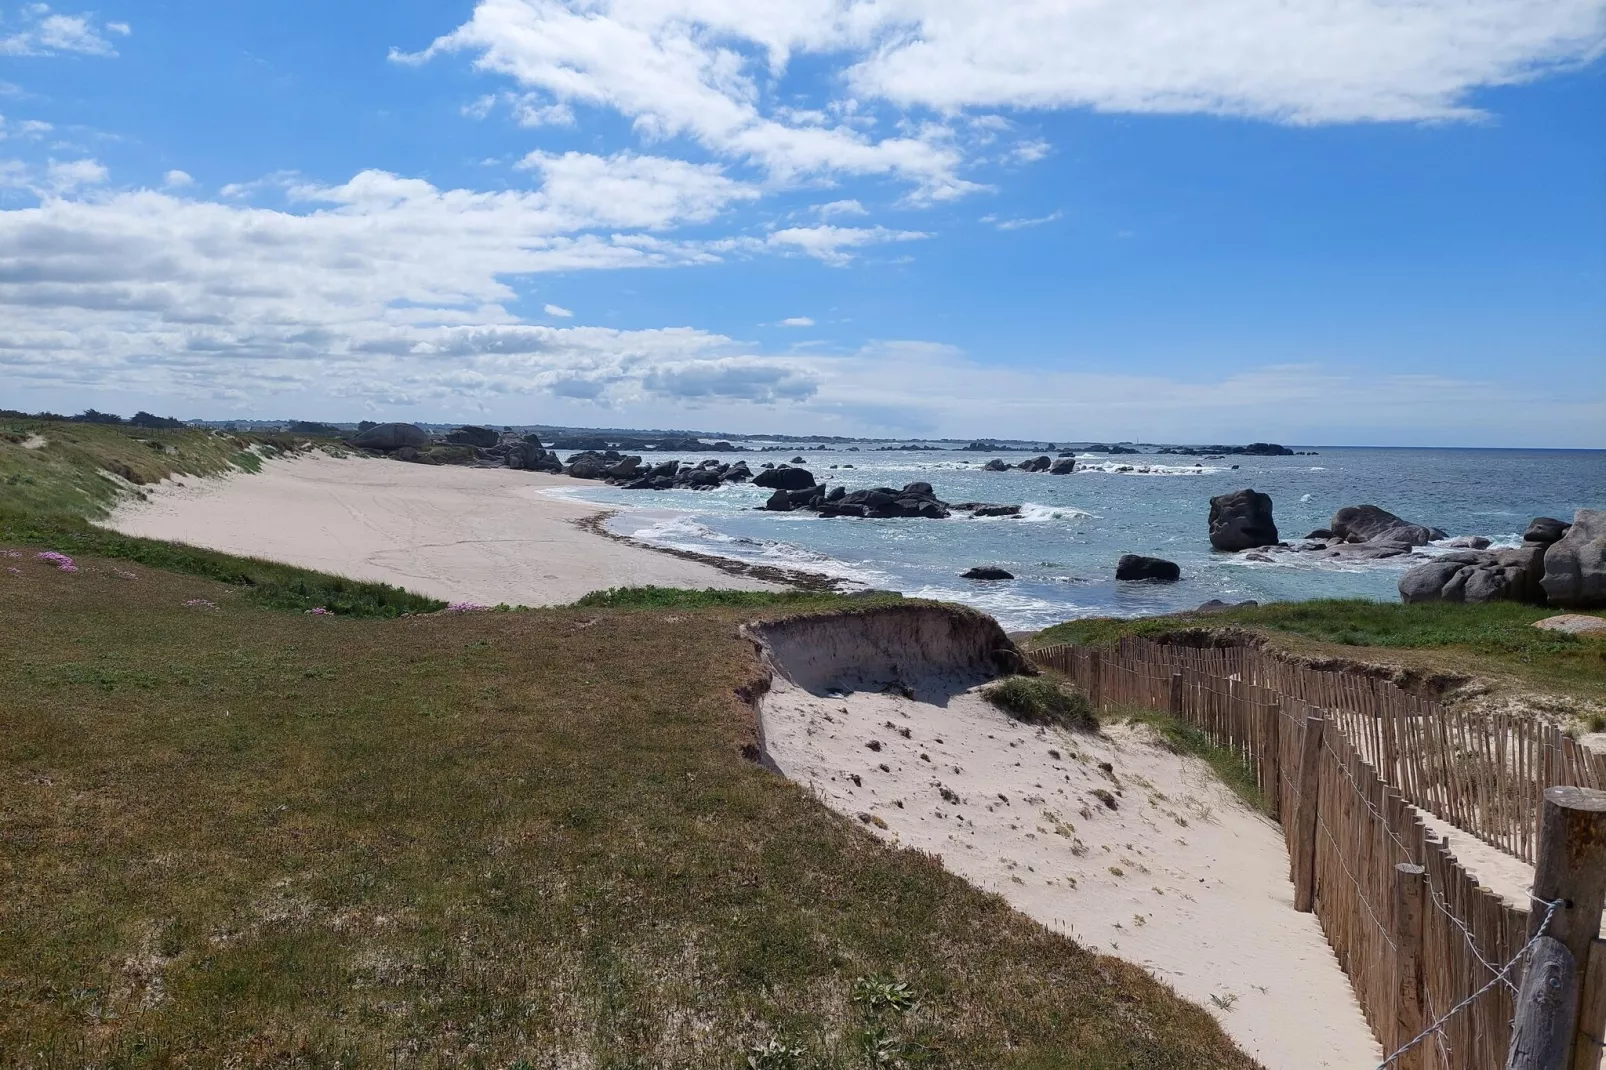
{"left": 400, "top": 0, "right": 1606, "bottom": 214}
{"left": 515, "top": 150, "right": 758, "bottom": 229}
{"left": 779, "top": 316, "right": 815, "bottom": 327}
{"left": 1, "top": 5, "right": 128, "bottom": 56}
{"left": 162, "top": 169, "right": 193, "bottom": 188}
{"left": 0, "top": 165, "right": 820, "bottom": 409}
{"left": 814, "top": 199, "right": 867, "bottom": 219}
{"left": 543, "top": 303, "right": 573, "bottom": 317}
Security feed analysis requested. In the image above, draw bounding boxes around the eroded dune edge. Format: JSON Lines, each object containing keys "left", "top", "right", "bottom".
{"left": 742, "top": 603, "right": 1381, "bottom": 1070}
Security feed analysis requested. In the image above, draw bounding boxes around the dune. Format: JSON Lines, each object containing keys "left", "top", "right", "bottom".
{"left": 745, "top": 604, "right": 1382, "bottom": 1070}
{"left": 101, "top": 452, "right": 783, "bottom": 605}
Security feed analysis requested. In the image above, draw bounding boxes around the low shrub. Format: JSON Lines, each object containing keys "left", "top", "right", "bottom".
{"left": 982, "top": 676, "right": 1097, "bottom": 732}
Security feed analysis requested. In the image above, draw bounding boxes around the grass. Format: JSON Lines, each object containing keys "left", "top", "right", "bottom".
{"left": 0, "top": 554, "right": 1255, "bottom": 1069}
{"left": 574, "top": 585, "right": 846, "bottom": 610}
{"left": 1114, "top": 707, "right": 1272, "bottom": 817}
{"left": 981, "top": 676, "right": 1098, "bottom": 732}
{"left": 1033, "top": 598, "right": 1606, "bottom": 702}
{"left": 1, "top": 419, "right": 437, "bottom": 619}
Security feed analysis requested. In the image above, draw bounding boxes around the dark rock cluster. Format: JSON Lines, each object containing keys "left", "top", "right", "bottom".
{"left": 1159, "top": 443, "right": 1296, "bottom": 456}
{"left": 980, "top": 455, "right": 1076, "bottom": 474}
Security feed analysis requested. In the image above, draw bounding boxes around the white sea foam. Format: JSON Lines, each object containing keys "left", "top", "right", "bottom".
{"left": 1074, "top": 459, "right": 1227, "bottom": 475}
{"left": 1016, "top": 502, "right": 1098, "bottom": 522}
{"left": 618, "top": 511, "right": 886, "bottom": 587}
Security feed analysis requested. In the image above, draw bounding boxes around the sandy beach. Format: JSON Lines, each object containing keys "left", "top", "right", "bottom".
{"left": 102, "top": 452, "right": 782, "bottom": 605}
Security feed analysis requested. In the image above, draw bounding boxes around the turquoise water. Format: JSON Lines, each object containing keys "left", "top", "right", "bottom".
{"left": 550, "top": 447, "right": 1606, "bottom": 630}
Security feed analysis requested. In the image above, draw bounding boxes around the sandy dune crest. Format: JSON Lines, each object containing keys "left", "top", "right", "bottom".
{"left": 748, "top": 606, "right": 1382, "bottom": 1070}
{"left": 102, "top": 453, "right": 779, "bottom": 605}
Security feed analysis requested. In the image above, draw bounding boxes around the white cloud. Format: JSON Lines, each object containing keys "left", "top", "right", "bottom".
{"left": 766, "top": 224, "right": 928, "bottom": 265}
{"left": 1, "top": 6, "right": 127, "bottom": 56}
{"left": 814, "top": 199, "right": 867, "bottom": 219}
{"left": 992, "top": 209, "right": 1063, "bottom": 230}
{"left": 780, "top": 316, "right": 815, "bottom": 327}
{"left": 44, "top": 157, "right": 107, "bottom": 191}
{"left": 544, "top": 303, "right": 573, "bottom": 317}
{"left": 162, "top": 169, "right": 193, "bottom": 188}
{"left": 0, "top": 169, "right": 819, "bottom": 409}
{"left": 515, "top": 150, "right": 759, "bottom": 229}
{"left": 399, "top": 0, "right": 1606, "bottom": 217}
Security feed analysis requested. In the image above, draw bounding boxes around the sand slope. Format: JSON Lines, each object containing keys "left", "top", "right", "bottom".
{"left": 103, "top": 453, "right": 779, "bottom": 605}
{"left": 750, "top": 610, "right": 1381, "bottom": 1070}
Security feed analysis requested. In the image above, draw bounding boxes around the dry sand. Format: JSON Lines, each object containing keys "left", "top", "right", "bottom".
{"left": 102, "top": 452, "right": 781, "bottom": 605}
{"left": 756, "top": 655, "right": 1383, "bottom": 1068}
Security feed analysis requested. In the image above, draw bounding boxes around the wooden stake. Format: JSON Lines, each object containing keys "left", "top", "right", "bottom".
{"left": 1393, "top": 862, "right": 1426, "bottom": 1068}
{"left": 1575, "top": 936, "right": 1606, "bottom": 1070}
{"left": 1292, "top": 711, "right": 1326, "bottom": 913}
{"left": 1508, "top": 786, "right": 1606, "bottom": 1070}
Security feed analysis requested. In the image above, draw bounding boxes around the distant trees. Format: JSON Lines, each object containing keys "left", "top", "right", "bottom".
{"left": 357, "top": 420, "right": 378, "bottom": 432}
{"left": 130, "top": 411, "right": 185, "bottom": 429}
{"left": 74, "top": 409, "right": 124, "bottom": 424}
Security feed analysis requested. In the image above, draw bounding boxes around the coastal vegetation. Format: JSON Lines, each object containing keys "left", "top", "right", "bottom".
{"left": 1033, "top": 598, "right": 1606, "bottom": 709}
{"left": 0, "top": 552, "right": 1253, "bottom": 1068}
{"left": 0, "top": 418, "right": 435, "bottom": 618}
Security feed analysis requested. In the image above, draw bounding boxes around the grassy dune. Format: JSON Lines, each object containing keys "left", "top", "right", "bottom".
{"left": 0, "top": 420, "right": 439, "bottom": 618}
{"left": 1033, "top": 599, "right": 1606, "bottom": 711}
{"left": 0, "top": 553, "right": 1255, "bottom": 1069}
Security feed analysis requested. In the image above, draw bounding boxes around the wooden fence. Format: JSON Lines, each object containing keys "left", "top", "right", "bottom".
{"left": 1028, "top": 638, "right": 1597, "bottom": 1070}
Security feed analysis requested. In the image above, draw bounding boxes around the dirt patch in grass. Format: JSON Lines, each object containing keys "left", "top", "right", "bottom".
{"left": 0, "top": 555, "right": 1255, "bottom": 1069}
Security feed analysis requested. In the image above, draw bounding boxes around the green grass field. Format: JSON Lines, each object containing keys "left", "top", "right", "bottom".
{"left": 1033, "top": 598, "right": 1606, "bottom": 705}
{"left": 0, "top": 552, "right": 1255, "bottom": 1069}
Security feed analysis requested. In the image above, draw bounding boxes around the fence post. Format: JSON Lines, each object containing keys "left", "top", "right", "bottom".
{"left": 1169, "top": 672, "right": 1183, "bottom": 720}
{"left": 1392, "top": 862, "right": 1426, "bottom": 1068}
{"left": 1089, "top": 650, "right": 1103, "bottom": 712}
{"left": 1576, "top": 937, "right": 1606, "bottom": 1070}
{"left": 1263, "top": 697, "right": 1282, "bottom": 822}
{"left": 1507, "top": 786, "right": 1606, "bottom": 1070}
{"left": 1292, "top": 712, "right": 1326, "bottom": 912}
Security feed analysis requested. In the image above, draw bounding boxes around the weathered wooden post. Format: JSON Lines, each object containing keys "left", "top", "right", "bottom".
{"left": 1507, "top": 786, "right": 1606, "bottom": 1070}
{"left": 1292, "top": 711, "right": 1326, "bottom": 913}
{"left": 1088, "top": 649, "right": 1103, "bottom": 712}
{"left": 1261, "top": 696, "right": 1283, "bottom": 821}
{"left": 1393, "top": 862, "right": 1426, "bottom": 1068}
{"left": 1577, "top": 936, "right": 1606, "bottom": 1070}
{"left": 1169, "top": 671, "right": 1183, "bottom": 720}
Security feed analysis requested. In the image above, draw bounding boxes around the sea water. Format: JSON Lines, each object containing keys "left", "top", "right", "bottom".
{"left": 547, "top": 446, "right": 1605, "bottom": 631}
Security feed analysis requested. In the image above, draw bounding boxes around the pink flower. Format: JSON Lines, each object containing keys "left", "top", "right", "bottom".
{"left": 306, "top": 606, "right": 331, "bottom": 615}
{"left": 446, "top": 602, "right": 489, "bottom": 613}
{"left": 36, "top": 551, "right": 78, "bottom": 573}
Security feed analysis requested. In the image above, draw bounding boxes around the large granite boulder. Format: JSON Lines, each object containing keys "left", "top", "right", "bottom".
{"left": 961, "top": 566, "right": 1014, "bottom": 580}
{"left": 753, "top": 465, "right": 816, "bottom": 491}
{"left": 1524, "top": 517, "right": 1572, "bottom": 546}
{"left": 1018, "top": 455, "right": 1053, "bottom": 472}
{"left": 1049, "top": 457, "right": 1076, "bottom": 475}
{"left": 1208, "top": 489, "right": 1278, "bottom": 551}
{"left": 446, "top": 425, "right": 499, "bottom": 449}
{"left": 1330, "top": 505, "right": 1445, "bottom": 547}
{"left": 981, "top": 458, "right": 1009, "bottom": 472}
{"left": 1399, "top": 545, "right": 1546, "bottom": 604}
{"left": 1116, "top": 555, "right": 1181, "bottom": 582}
{"left": 352, "top": 422, "right": 430, "bottom": 451}
{"left": 564, "top": 450, "right": 613, "bottom": 479}
{"left": 817, "top": 481, "right": 950, "bottom": 519}
{"left": 505, "top": 441, "right": 561, "bottom": 472}
{"left": 1540, "top": 510, "right": 1606, "bottom": 608}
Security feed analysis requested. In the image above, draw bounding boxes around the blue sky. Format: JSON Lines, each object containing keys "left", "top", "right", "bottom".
{"left": 1, "top": 0, "right": 1603, "bottom": 445}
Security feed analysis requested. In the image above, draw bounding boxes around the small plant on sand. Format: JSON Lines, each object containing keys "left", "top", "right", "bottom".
{"left": 982, "top": 676, "right": 1097, "bottom": 732}
{"left": 852, "top": 977, "right": 937, "bottom": 1067}
{"left": 745, "top": 1035, "right": 812, "bottom": 1070}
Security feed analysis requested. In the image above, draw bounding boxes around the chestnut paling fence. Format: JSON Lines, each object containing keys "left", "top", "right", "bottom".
{"left": 1030, "top": 637, "right": 1606, "bottom": 1070}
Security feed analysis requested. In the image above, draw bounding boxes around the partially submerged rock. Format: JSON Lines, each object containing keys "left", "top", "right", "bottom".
{"left": 1116, "top": 555, "right": 1181, "bottom": 582}
{"left": 753, "top": 465, "right": 816, "bottom": 491}
{"left": 1330, "top": 505, "right": 1445, "bottom": 547}
{"left": 1208, "top": 489, "right": 1278, "bottom": 551}
{"left": 1399, "top": 546, "right": 1546, "bottom": 604}
{"left": 962, "top": 566, "right": 1014, "bottom": 580}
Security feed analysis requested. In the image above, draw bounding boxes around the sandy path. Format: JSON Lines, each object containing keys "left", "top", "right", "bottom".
{"left": 102, "top": 453, "right": 780, "bottom": 605}
{"left": 761, "top": 679, "right": 1382, "bottom": 1069}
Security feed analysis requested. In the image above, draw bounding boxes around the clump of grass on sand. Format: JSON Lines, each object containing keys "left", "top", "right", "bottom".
{"left": 0, "top": 555, "right": 1253, "bottom": 1069}
{"left": 983, "top": 675, "right": 1098, "bottom": 732}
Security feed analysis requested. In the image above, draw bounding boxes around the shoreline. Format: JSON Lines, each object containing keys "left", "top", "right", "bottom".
{"left": 99, "top": 452, "right": 787, "bottom": 607}
{"left": 569, "top": 510, "right": 845, "bottom": 594}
